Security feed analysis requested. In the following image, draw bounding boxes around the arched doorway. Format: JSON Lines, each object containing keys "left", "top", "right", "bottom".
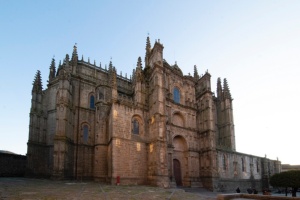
{"left": 173, "top": 159, "right": 182, "bottom": 186}
{"left": 172, "top": 135, "right": 188, "bottom": 186}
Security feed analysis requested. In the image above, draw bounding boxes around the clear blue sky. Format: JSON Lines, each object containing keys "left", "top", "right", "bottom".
{"left": 0, "top": 0, "right": 299, "bottom": 165}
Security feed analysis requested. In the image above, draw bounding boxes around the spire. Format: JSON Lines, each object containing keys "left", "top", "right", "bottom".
{"left": 48, "top": 58, "right": 56, "bottom": 82}
{"left": 64, "top": 54, "right": 70, "bottom": 67}
{"left": 108, "top": 60, "right": 113, "bottom": 71}
{"left": 108, "top": 61, "right": 117, "bottom": 88}
{"left": 111, "top": 67, "right": 117, "bottom": 88}
{"left": 32, "top": 70, "right": 43, "bottom": 93}
{"left": 223, "top": 78, "right": 232, "bottom": 99}
{"left": 135, "top": 57, "right": 143, "bottom": 82}
{"left": 193, "top": 65, "right": 199, "bottom": 79}
{"left": 132, "top": 68, "right": 136, "bottom": 82}
{"left": 145, "top": 36, "right": 151, "bottom": 66}
{"left": 217, "top": 77, "right": 223, "bottom": 99}
{"left": 137, "top": 56, "right": 142, "bottom": 70}
{"left": 146, "top": 35, "right": 151, "bottom": 52}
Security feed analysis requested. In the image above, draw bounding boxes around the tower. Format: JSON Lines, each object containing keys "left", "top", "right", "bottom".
{"left": 146, "top": 38, "right": 169, "bottom": 187}
{"left": 216, "top": 78, "right": 235, "bottom": 151}
{"left": 52, "top": 53, "right": 75, "bottom": 179}
{"left": 195, "top": 71, "right": 218, "bottom": 190}
{"left": 27, "top": 70, "right": 48, "bottom": 176}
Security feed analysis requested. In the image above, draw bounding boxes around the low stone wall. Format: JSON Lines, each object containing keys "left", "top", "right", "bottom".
{"left": 217, "top": 193, "right": 300, "bottom": 200}
{"left": 0, "top": 153, "right": 26, "bottom": 177}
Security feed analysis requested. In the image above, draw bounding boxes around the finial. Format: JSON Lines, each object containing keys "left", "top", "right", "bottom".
{"left": 109, "top": 60, "right": 113, "bottom": 69}
{"left": 94, "top": 60, "right": 96, "bottom": 66}
{"left": 99, "top": 62, "right": 102, "bottom": 68}
{"left": 72, "top": 43, "right": 78, "bottom": 61}
{"left": 81, "top": 55, "right": 84, "bottom": 61}
{"left": 73, "top": 43, "right": 77, "bottom": 52}
{"left": 88, "top": 57, "right": 90, "bottom": 64}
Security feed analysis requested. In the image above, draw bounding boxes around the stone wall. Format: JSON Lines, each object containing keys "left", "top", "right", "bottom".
{"left": 0, "top": 153, "right": 26, "bottom": 177}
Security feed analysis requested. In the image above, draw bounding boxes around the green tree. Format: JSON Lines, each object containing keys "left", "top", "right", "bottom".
{"left": 270, "top": 170, "right": 300, "bottom": 197}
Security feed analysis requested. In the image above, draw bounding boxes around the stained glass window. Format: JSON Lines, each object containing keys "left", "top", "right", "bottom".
{"left": 83, "top": 125, "right": 88, "bottom": 143}
{"left": 173, "top": 88, "right": 180, "bottom": 103}
{"left": 90, "top": 95, "right": 95, "bottom": 109}
{"left": 132, "top": 119, "right": 139, "bottom": 134}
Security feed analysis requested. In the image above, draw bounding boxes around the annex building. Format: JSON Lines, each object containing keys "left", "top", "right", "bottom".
{"left": 27, "top": 37, "right": 281, "bottom": 192}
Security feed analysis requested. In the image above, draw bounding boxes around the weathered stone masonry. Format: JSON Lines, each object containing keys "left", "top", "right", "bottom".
{"left": 27, "top": 37, "right": 280, "bottom": 191}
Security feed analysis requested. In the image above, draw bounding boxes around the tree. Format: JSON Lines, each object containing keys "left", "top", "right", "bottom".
{"left": 270, "top": 170, "right": 300, "bottom": 197}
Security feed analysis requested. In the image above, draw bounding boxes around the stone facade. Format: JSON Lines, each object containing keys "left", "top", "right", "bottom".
{"left": 26, "top": 37, "right": 280, "bottom": 191}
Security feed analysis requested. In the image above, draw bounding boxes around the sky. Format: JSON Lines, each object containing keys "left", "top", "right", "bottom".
{"left": 0, "top": 0, "right": 299, "bottom": 165}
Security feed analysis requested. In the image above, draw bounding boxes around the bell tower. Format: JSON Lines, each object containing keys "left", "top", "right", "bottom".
{"left": 145, "top": 37, "right": 169, "bottom": 187}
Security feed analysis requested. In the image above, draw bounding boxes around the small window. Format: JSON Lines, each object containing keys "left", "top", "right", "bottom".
{"left": 256, "top": 160, "right": 260, "bottom": 172}
{"left": 223, "top": 155, "right": 227, "bottom": 170}
{"left": 90, "top": 95, "right": 95, "bottom": 109}
{"left": 99, "top": 91, "right": 104, "bottom": 100}
{"left": 173, "top": 87, "right": 180, "bottom": 103}
{"left": 242, "top": 158, "right": 245, "bottom": 172}
{"left": 83, "top": 125, "right": 89, "bottom": 143}
{"left": 132, "top": 119, "right": 139, "bottom": 134}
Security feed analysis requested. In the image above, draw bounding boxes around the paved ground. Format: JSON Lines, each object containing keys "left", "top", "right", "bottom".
{"left": 2, "top": 178, "right": 298, "bottom": 199}
{"left": 0, "top": 178, "right": 217, "bottom": 200}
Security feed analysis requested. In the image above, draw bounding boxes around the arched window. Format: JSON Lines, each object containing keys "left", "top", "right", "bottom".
{"left": 173, "top": 87, "right": 180, "bottom": 104}
{"left": 83, "top": 125, "right": 89, "bottom": 143}
{"left": 132, "top": 119, "right": 139, "bottom": 134}
{"left": 90, "top": 95, "right": 95, "bottom": 109}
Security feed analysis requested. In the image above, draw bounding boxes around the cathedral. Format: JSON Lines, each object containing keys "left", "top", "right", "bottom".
{"left": 27, "top": 37, "right": 280, "bottom": 191}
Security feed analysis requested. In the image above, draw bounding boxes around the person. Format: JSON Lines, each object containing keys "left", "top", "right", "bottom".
{"left": 247, "top": 187, "right": 253, "bottom": 194}
{"left": 236, "top": 187, "right": 241, "bottom": 193}
{"left": 253, "top": 188, "right": 258, "bottom": 194}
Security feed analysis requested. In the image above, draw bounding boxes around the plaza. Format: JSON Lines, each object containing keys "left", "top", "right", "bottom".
{"left": 0, "top": 178, "right": 216, "bottom": 200}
